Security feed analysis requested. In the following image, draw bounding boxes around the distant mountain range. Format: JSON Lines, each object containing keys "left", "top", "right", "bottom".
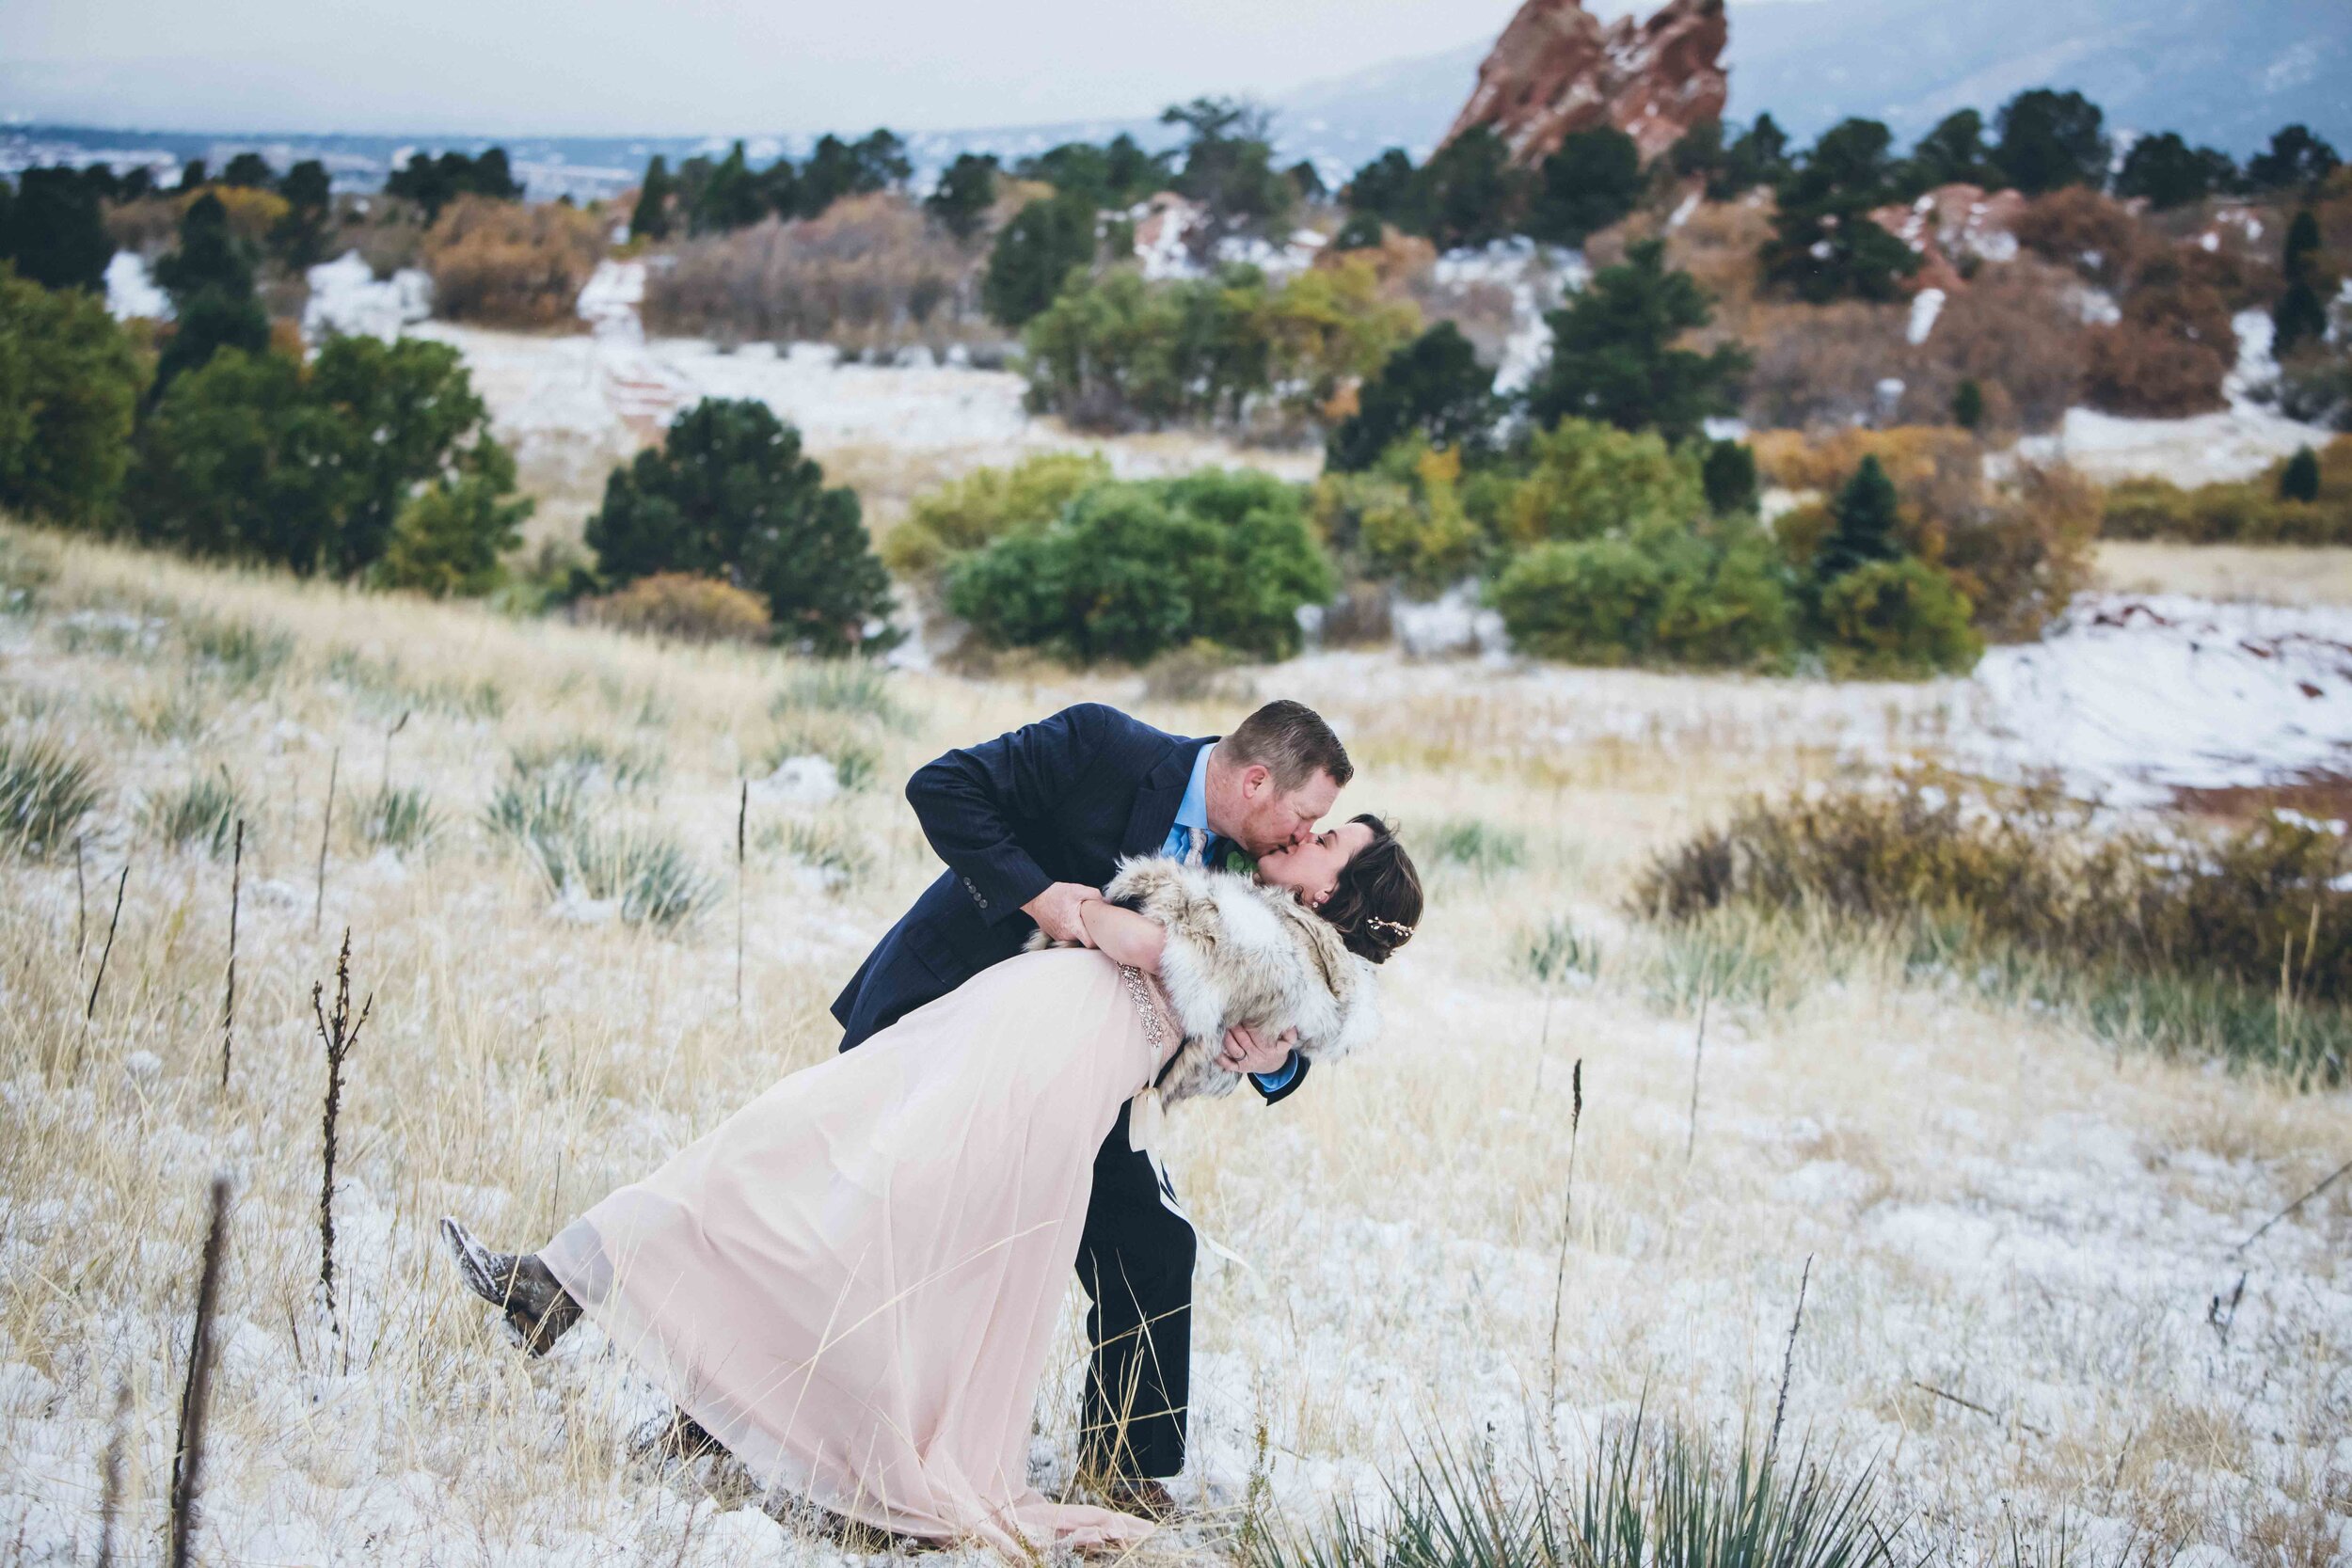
{"left": 6, "top": 0, "right": 2344, "bottom": 198}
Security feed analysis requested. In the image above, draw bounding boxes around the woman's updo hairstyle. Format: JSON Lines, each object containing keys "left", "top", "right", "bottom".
{"left": 1318, "top": 814, "right": 1422, "bottom": 965}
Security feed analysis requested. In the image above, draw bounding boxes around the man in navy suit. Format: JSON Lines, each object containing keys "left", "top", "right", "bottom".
{"left": 832, "top": 699, "right": 1352, "bottom": 1511}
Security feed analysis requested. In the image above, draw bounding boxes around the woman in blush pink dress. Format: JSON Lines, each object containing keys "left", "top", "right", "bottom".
{"left": 441, "top": 818, "right": 1422, "bottom": 1557}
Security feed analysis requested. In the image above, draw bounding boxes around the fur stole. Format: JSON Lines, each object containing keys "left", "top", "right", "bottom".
{"left": 1031, "top": 855, "right": 1381, "bottom": 1108}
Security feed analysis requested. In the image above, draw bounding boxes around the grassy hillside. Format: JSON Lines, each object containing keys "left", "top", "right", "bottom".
{"left": 1, "top": 519, "right": 2346, "bottom": 1561}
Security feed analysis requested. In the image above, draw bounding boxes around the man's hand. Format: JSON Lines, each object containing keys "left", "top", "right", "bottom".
{"left": 1023, "top": 881, "right": 1104, "bottom": 946}
{"left": 1219, "top": 1022, "right": 1297, "bottom": 1075}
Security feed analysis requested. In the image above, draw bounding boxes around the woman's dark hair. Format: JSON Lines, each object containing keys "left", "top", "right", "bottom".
{"left": 1320, "top": 814, "right": 1422, "bottom": 964}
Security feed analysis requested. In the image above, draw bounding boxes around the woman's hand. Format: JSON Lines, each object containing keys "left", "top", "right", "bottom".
{"left": 1218, "top": 1023, "right": 1297, "bottom": 1074}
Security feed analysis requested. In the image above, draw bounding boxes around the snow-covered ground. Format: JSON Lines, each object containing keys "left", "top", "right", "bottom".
{"left": 1291, "top": 590, "right": 2352, "bottom": 812}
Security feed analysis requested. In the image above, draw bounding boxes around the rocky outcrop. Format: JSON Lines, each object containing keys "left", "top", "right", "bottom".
{"left": 1867, "top": 183, "right": 2030, "bottom": 293}
{"left": 1443, "top": 0, "right": 1728, "bottom": 167}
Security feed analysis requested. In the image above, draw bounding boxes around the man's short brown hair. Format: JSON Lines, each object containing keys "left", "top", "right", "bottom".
{"left": 1221, "top": 700, "right": 1352, "bottom": 791}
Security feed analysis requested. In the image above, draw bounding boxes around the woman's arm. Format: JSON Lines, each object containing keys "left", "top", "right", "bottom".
{"left": 1077, "top": 898, "right": 1167, "bottom": 974}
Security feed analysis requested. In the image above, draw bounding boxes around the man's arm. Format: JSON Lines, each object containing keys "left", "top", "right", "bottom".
{"left": 905, "top": 704, "right": 1124, "bottom": 931}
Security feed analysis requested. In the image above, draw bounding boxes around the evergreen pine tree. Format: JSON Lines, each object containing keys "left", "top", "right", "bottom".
{"left": 221, "top": 152, "right": 274, "bottom": 188}
{"left": 1816, "top": 455, "right": 1904, "bottom": 582}
{"left": 1700, "top": 439, "right": 1758, "bottom": 515}
{"left": 2275, "top": 210, "right": 2334, "bottom": 355}
{"left": 925, "top": 153, "right": 998, "bottom": 242}
{"left": 1526, "top": 127, "right": 1643, "bottom": 248}
{"left": 1325, "top": 323, "right": 1498, "bottom": 471}
{"left": 1906, "top": 110, "right": 1992, "bottom": 190}
{"left": 691, "top": 142, "right": 764, "bottom": 234}
{"left": 983, "top": 196, "right": 1095, "bottom": 327}
{"left": 0, "top": 166, "right": 113, "bottom": 292}
{"left": 1526, "top": 240, "right": 1748, "bottom": 442}
{"left": 272, "top": 159, "right": 334, "bottom": 268}
{"left": 179, "top": 158, "right": 208, "bottom": 191}
{"left": 151, "top": 193, "right": 269, "bottom": 392}
{"left": 1992, "top": 88, "right": 2108, "bottom": 194}
{"left": 630, "top": 155, "right": 675, "bottom": 241}
{"left": 585, "top": 398, "right": 893, "bottom": 654}
{"left": 2246, "top": 126, "right": 2341, "bottom": 195}
{"left": 1952, "top": 378, "right": 1986, "bottom": 430}
{"left": 2280, "top": 445, "right": 2322, "bottom": 503}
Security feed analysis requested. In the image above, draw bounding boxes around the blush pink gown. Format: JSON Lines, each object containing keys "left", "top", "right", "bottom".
{"left": 540, "top": 946, "right": 1177, "bottom": 1554}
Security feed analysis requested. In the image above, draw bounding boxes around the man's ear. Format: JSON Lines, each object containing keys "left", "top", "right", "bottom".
{"left": 1240, "top": 763, "right": 1272, "bottom": 799}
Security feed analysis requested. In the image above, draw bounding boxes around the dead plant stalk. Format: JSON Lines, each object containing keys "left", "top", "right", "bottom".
{"left": 313, "top": 928, "right": 373, "bottom": 1336}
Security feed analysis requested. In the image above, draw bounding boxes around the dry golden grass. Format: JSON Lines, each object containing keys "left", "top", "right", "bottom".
{"left": 1, "top": 521, "right": 2345, "bottom": 1562}
{"left": 2095, "top": 539, "right": 2352, "bottom": 608}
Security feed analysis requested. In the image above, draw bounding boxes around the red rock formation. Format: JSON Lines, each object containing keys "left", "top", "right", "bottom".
{"left": 1443, "top": 0, "right": 1728, "bottom": 166}
{"left": 1866, "top": 183, "right": 2032, "bottom": 293}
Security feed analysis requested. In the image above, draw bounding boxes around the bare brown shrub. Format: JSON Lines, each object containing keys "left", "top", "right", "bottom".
{"left": 576, "top": 574, "right": 773, "bottom": 644}
{"left": 643, "top": 194, "right": 984, "bottom": 354}
{"left": 1740, "top": 300, "right": 1910, "bottom": 430}
{"left": 2081, "top": 278, "right": 2235, "bottom": 417}
{"left": 1899, "top": 259, "right": 2088, "bottom": 432}
{"left": 2014, "top": 187, "right": 2146, "bottom": 286}
{"left": 103, "top": 197, "right": 183, "bottom": 256}
{"left": 1663, "top": 196, "right": 1775, "bottom": 342}
{"left": 420, "top": 196, "right": 606, "bottom": 329}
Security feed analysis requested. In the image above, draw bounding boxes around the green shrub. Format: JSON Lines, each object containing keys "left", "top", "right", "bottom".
{"left": 129, "top": 336, "right": 516, "bottom": 578}
{"left": 1815, "top": 558, "right": 1982, "bottom": 677}
{"left": 1634, "top": 781, "right": 2352, "bottom": 1084}
{"left": 1491, "top": 538, "right": 1664, "bottom": 665}
{"left": 0, "top": 737, "right": 102, "bottom": 858}
{"left": 882, "top": 452, "right": 1109, "bottom": 579}
{"left": 1491, "top": 524, "right": 1795, "bottom": 671}
{"left": 1020, "top": 261, "right": 1416, "bottom": 435}
{"left": 2100, "top": 439, "right": 2352, "bottom": 544}
{"left": 373, "top": 457, "right": 532, "bottom": 598}
{"left": 586, "top": 398, "right": 894, "bottom": 656}
{"left": 947, "top": 467, "right": 1333, "bottom": 664}
{"left": 1312, "top": 440, "right": 1491, "bottom": 594}
{"left": 0, "top": 266, "right": 146, "bottom": 528}
{"left": 1498, "top": 420, "right": 1708, "bottom": 547}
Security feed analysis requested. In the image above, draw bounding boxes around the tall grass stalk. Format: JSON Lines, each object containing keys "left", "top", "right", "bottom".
{"left": 221, "top": 818, "right": 242, "bottom": 1088}
{"left": 167, "top": 1175, "right": 232, "bottom": 1568}
{"left": 313, "top": 747, "right": 339, "bottom": 935}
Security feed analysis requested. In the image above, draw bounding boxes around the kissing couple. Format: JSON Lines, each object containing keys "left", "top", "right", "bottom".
{"left": 442, "top": 699, "right": 1423, "bottom": 1552}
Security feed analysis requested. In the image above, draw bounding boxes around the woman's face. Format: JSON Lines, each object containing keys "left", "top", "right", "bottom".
{"left": 1255, "top": 819, "right": 1375, "bottom": 909}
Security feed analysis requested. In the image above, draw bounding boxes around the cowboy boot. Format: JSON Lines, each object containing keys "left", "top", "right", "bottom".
{"left": 440, "top": 1216, "right": 581, "bottom": 1355}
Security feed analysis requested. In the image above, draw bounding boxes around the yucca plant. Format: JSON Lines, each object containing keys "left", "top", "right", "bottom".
{"left": 761, "top": 732, "right": 881, "bottom": 793}
{"left": 145, "top": 769, "right": 245, "bottom": 859}
{"left": 531, "top": 823, "right": 717, "bottom": 929}
{"left": 508, "top": 736, "right": 664, "bottom": 794}
{"left": 757, "top": 816, "right": 876, "bottom": 887}
{"left": 1520, "top": 917, "right": 1602, "bottom": 987}
{"left": 1248, "top": 1420, "right": 1894, "bottom": 1568}
{"left": 771, "top": 661, "right": 908, "bottom": 729}
{"left": 0, "top": 737, "right": 103, "bottom": 859}
{"left": 359, "top": 785, "right": 441, "bottom": 855}
{"left": 1432, "top": 818, "right": 1529, "bottom": 879}
{"left": 183, "top": 613, "right": 294, "bottom": 691}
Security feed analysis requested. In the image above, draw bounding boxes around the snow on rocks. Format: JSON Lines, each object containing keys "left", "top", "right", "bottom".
{"left": 750, "top": 753, "right": 841, "bottom": 809}
{"left": 301, "top": 250, "right": 433, "bottom": 341}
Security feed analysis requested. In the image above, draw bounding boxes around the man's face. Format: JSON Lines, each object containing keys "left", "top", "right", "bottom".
{"left": 1232, "top": 768, "right": 1341, "bottom": 857}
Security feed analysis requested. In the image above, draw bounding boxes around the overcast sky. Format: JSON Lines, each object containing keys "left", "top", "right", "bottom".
{"left": 0, "top": 0, "right": 1632, "bottom": 136}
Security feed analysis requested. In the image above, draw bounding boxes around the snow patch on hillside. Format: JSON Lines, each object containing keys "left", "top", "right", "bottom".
{"left": 301, "top": 250, "right": 433, "bottom": 341}
{"left": 103, "top": 251, "right": 168, "bottom": 321}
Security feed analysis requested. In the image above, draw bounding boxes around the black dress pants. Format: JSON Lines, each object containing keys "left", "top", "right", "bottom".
{"left": 1074, "top": 1100, "right": 1197, "bottom": 1480}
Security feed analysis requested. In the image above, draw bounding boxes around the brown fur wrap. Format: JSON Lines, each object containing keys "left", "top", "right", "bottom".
{"left": 1030, "top": 855, "right": 1382, "bottom": 1108}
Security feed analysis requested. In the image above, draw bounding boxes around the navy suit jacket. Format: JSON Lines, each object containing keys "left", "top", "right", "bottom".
{"left": 830, "top": 702, "right": 1308, "bottom": 1102}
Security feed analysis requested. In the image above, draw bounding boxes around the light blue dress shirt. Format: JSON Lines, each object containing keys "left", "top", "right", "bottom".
{"left": 1156, "top": 741, "right": 1299, "bottom": 1095}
